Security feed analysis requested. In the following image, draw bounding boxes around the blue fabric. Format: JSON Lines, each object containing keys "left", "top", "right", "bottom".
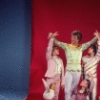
{"left": 0, "top": 91, "right": 27, "bottom": 100}
{"left": 0, "top": 0, "right": 31, "bottom": 97}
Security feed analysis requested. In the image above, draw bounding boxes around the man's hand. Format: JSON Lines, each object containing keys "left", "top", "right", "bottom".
{"left": 48, "top": 31, "right": 59, "bottom": 39}
{"left": 94, "top": 30, "right": 100, "bottom": 40}
{"left": 61, "top": 84, "right": 64, "bottom": 89}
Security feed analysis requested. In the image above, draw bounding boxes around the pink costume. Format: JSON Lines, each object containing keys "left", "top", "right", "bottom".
{"left": 44, "top": 38, "right": 64, "bottom": 100}
{"left": 42, "top": 79, "right": 55, "bottom": 100}
{"left": 72, "top": 87, "right": 90, "bottom": 100}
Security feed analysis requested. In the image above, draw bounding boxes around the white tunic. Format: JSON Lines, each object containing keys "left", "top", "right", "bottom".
{"left": 53, "top": 56, "right": 62, "bottom": 75}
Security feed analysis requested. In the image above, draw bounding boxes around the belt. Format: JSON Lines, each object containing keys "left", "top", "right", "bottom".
{"left": 55, "top": 74, "right": 61, "bottom": 76}
{"left": 67, "top": 63, "right": 81, "bottom": 64}
{"left": 67, "top": 69, "right": 81, "bottom": 72}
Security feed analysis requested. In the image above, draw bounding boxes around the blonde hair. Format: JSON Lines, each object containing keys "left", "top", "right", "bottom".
{"left": 50, "top": 84, "right": 55, "bottom": 90}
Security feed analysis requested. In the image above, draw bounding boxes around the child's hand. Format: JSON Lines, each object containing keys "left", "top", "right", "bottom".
{"left": 48, "top": 32, "right": 53, "bottom": 38}
{"left": 88, "top": 72, "right": 93, "bottom": 78}
{"left": 94, "top": 30, "right": 100, "bottom": 40}
{"left": 61, "top": 84, "right": 64, "bottom": 89}
{"left": 53, "top": 31, "right": 59, "bottom": 37}
{"left": 48, "top": 31, "right": 59, "bottom": 39}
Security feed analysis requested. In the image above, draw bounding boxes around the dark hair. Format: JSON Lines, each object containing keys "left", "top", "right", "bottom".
{"left": 52, "top": 46, "right": 58, "bottom": 52}
{"left": 90, "top": 44, "right": 97, "bottom": 55}
{"left": 72, "top": 30, "right": 82, "bottom": 42}
{"left": 83, "top": 79, "right": 91, "bottom": 95}
{"left": 85, "top": 79, "right": 91, "bottom": 89}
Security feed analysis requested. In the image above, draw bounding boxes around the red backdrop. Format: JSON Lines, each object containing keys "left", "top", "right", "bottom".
{"left": 27, "top": 0, "right": 100, "bottom": 100}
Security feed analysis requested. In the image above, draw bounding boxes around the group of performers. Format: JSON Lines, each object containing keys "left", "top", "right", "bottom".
{"left": 42, "top": 30, "right": 100, "bottom": 100}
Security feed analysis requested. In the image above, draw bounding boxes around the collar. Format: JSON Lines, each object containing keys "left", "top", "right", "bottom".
{"left": 67, "top": 44, "right": 82, "bottom": 49}
{"left": 53, "top": 56, "right": 58, "bottom": 59}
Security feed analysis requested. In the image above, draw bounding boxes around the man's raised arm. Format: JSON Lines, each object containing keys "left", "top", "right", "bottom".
{"left": 46, "top": 33, "right": 54, "bottom": 60}
{"left": 54, "top": 38, "right": 66, "bottom": 50}
{"left": 49, "top": 32, "right": 66, "bottom": 50}
{"left": 82, "top": 31, "right": 98, "bottom": 51}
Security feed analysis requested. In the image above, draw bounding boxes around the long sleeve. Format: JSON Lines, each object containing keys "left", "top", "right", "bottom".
{"left": 54, "top": 38, "right": 66, "bottom": 50}
{"left": 46, "top": 38, "right": 54, "bottom": 60}
{"left": 82, "top": 37, "right": 97, "bottom": 51}
{"left": 95, "top": 41, "right": 100, "bottom": 62}
{"left": 61, "top": 59, "right": 65, "bottom": 85}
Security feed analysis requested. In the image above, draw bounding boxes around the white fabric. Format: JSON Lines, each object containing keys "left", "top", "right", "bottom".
{"left": 42, "top": 79, "right": 49, "bottom": 92}
{"left": 53, "top": 56, "right": 62, "bottom": 75}
{"left": 65, "top": 71, "right": 81, "bottom": 100}
{"left": 92, "top": 78, "right": 97, "bottom": 100}
{"left": 43, "top": 90, "right": 55, "bottom": 100}
{"left": 85, "top": 76, "right": 97, "bottom": 100}
{"left": 42, "top": 78, "right": 55, "bottom": 100}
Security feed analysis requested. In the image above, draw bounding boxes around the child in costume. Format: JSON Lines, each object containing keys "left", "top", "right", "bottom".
{"left": 72, "top": 78, "right": 93, "bottom": 100}
{"left": 44, "top": 33, "right": 64, "bottom": 100}
{"left": 82, "top": 31, "right": 100, "bottom": 100}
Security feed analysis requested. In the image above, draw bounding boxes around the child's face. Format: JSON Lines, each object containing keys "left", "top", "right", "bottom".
{"left": 53, "top": 49, "right": 59, "bottom": 56}
{"left": 80, "top": 80, "right": 88, "bottom": 89}
{"left": 71, "top": 35, "right": 79, "bottom": 44}
{"left": 88, "top": 47, "right": 94, "bottom": 55}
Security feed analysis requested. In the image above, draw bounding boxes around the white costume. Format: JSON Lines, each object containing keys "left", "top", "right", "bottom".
{"left": 42, "top": 79, "right": 54, "bottom": 100}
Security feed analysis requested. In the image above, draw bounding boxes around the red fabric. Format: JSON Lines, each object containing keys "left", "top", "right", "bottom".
{"left": 26, "top": 0, "right": 100, "bottom": 100}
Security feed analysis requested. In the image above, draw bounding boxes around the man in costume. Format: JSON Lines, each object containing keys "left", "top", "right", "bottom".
{"left": 82, "top": 31, "right": 100, "bottom": 100}
{"left": 50, "top": 30, "right": 97, "bottom": 100}
{"left": 44, "top": 33, "right": 64, "bottom": 100}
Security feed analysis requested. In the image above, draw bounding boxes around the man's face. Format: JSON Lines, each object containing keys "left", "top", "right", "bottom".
{"left": 53, "top": 49, "right": 59, "bottom": 56}
{"left": 88, "top": 47, "right": 94, "bottom": 55}
{"left": 71, "top": 35, "right": 79, "bottom": 45}
{"left": 80, "top": 80, "right": 88, "bottom": 88}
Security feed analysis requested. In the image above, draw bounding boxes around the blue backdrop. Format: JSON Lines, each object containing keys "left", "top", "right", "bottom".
{"left": 0, "top": 0, "right": 31, "bottom": 93}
